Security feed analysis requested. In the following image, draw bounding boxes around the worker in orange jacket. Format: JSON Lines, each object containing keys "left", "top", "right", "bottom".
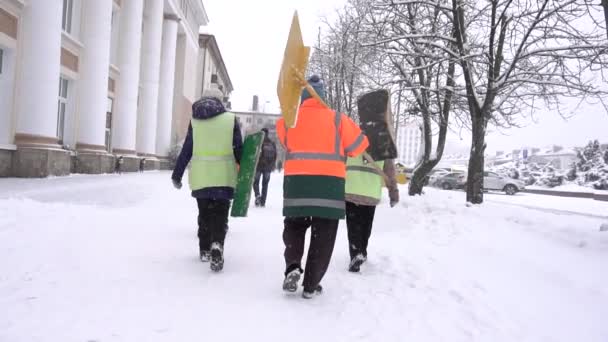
{"left": 276, "top": 75, "right": 369, "bottom": 299}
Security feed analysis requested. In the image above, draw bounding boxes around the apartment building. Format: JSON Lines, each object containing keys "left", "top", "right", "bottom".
{"left": 395, "top": 122, "right": 423, "bottom": 167}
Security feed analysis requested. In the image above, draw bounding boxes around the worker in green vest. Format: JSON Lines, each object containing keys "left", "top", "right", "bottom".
{"left": 172, "top": 86, "right": 243, "bottom": 272}
{"left": 344, "top": 155, "right": 399, "bottom": 272}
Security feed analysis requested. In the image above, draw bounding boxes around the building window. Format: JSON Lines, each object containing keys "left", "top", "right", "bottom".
{"left": 57, "top": 77, "right": 69, "bottom": 143}
{"left": 257, "top": 118, "right": 263, "bottom": 124}
{"left": 62, "top": 0, "right": 74, "bottom": 33}
{"left": 105, "top": 97, "right": 113, "bottom": 151}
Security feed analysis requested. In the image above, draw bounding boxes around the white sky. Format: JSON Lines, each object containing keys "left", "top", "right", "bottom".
{"left": 202, "top": 0, "right": 608, "bottom": 152}
{"left": 202, "top": 0, "right": 344, "bottom": 113}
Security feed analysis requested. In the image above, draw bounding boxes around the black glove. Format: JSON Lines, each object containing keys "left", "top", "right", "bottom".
{"left": 172, "top": 179, "right": 182, "bottom": 190}
{"left": 389, "top": 189, "right": 400, "bottom": 208}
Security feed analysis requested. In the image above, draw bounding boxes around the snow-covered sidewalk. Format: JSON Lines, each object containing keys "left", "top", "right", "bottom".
{"left": 485, "top": 191, "right": 608, "bottom": 219}
{"left": 1, "top": 172, "right": 607, "bottom": 341}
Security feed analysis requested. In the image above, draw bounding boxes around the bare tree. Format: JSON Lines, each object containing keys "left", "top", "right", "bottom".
{"left": 451, "top": 0, "right": 608, "bottom": 204}
{"left": 359, "top": 0, "right": 467, "bottom": 195}
{"left": 309, "top": 0, "right": 381, "bottom": 118}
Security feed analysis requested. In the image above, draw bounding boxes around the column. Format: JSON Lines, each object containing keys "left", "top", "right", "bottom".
{"left": 14, "top": 0, "right": 63, "bottom": 143}
{"left": 155, "top": 16, "right": 180, "bottom": 158}
{"left": 76, "top": 0, "right": 114, "bottom": 151}
{"left": 136, "top": 0, "right": 164, "bottom": 156}
{"left": 112, "top": 0, "right": 144, "bottom": 154}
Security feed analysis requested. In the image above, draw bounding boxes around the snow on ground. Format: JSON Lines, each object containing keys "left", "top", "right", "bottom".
{"left": 527, "top": 184, "right": 608, "bottom": 194}
{"left": 483, "top": 191, "right": 608, "bottom": 218}
{"left": 1, "top": 172, "right": 607, "bottom": 342}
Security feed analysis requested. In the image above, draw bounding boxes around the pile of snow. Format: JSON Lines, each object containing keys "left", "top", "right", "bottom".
{"left": 570, "top": 140, "right": 608, "bottom": 190}
{"left": 490, "top": 140, "right": 608, "bottom": 191}
{"left": 1, "top": 172, "right": 607, "bottom": 341}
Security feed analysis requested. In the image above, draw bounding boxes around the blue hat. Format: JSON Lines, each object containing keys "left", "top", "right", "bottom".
{"left": 301, "top": 75, "right": 326, "bottom": 103}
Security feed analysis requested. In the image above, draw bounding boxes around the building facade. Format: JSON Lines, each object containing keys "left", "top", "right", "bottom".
{"left": 234, "top": 110, "right": 284, "bottom": 167}
{"left": 395, "top": 122, "right": 423, "bottom": 167}
{"left": 172, "top": 32, "right": 233, "bottom": 146}
{"left": 0, "top": 0, "right": 211, "bottom": 177}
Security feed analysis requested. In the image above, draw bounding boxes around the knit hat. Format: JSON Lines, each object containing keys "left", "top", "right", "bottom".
{"left": 300, "top": 75, "right": 326, "bottom": 103}
{"left": 202, "top": 86, "right": 224, "bottom": 101}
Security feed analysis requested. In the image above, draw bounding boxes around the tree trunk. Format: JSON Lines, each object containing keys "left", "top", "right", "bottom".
{"left": 409, "top": 160, "right": 436, "bottom": 195}
{"left": 408, "top": 116, "right": 450, "bottom": 195}
{"left": 466, "top": 112, "right": 487, "bottom": 204}
{"left": 603, "top": 0, "right": 608, "bottom": 40}
{"left": 408, "top": 60, "right": 455, "bottom": 196}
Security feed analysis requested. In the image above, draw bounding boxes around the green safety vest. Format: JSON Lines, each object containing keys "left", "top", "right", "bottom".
{"left": 345, "top": 155, "right": 385, "bottom": 201}
{"left": 189, "top": 112, "right": 237, "bottom": 191}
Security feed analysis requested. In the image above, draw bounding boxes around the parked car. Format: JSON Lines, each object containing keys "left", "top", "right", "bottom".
{"left": 483, "top": 171, "right": 526, "bottom": 195}
{"left": 427, "top": 169, "right": 450, "bottom": 186}
{"left": 437, "top": 172, "right": 467, "bottom": 190}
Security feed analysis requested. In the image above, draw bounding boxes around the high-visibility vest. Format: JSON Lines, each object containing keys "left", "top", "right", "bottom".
{"left": 276, "top": 99, "right": 367, "bottom": 179}
{"left": 188, "top": 112, "right": 237, "bottom": 191}
{"left": 345, "top": 155, "right": 385, "bottom": 201}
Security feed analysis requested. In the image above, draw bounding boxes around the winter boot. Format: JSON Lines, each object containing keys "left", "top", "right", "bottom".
{"left": 282, "top": 268, "right": 302, "bottom": 293}
{"left": 254, "top": 196, "right": 261, "bottom": 207}
{"left": 199, "top": 250, "right": 211, "bottom": 263}
{"left": 210, "top": 242, "right": 224, "bottom": 272}
{"left": 302, "top": 284, "right": 323, "bottom": 299}
{"left": 348, "top": 254, "right": 366, "bottom": 273}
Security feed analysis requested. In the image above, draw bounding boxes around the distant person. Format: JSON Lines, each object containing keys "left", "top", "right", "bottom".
{"left": 254, "top": 128, "right": 277, "bottom": 207}
{"left": 276, "top": 75, "right": 369, "bottom": 299}
{"left": 139, "top": 158, "right": 146, "bottom": 172}
{"left": 344, "top": 155, "right": 399, "bottom": 272}
{"left": 171, "top": 87, "right": 243, "bottom": 272}
{"left": 115, "top": 156, "right": 124, "bottom": 174}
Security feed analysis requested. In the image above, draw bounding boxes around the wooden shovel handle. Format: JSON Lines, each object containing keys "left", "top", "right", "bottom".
{"left": 363, "top": 152, "right": 391, "bottom": 185}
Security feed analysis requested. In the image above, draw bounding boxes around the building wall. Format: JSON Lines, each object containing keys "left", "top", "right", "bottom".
{"left": 527, "top": 154, "right": 577, "bottom": 170}
{"left": 198, "top": 35, "right": 232, "bottom": 102}
{"left": 234, "top": 111, "right": 281, "bottom": 136}
{"left": 182, "top": 36, "right": 198, "bottom": 103}
{"left": 234, "top": 111, "right": 284, "bottom": 166}
{"left": 0, "top": 3, "right": 18, "bottom": 148}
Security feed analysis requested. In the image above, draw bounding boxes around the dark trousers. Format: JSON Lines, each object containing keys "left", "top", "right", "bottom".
{"left": 196, "top": 198, "right": 230, "bottom": 252}
{"left": 283, "top": 217, "right": 339, "bottom": 292}
{"left": 253, "top": 170, "right": 271, "bottom": 204}
{"left": 346, "top": 201, "right": 376, "bottom": 259}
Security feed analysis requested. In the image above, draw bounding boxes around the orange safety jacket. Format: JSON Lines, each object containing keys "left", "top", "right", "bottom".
{"left": 276, "top": 98, "right": 369, "bottom": 179}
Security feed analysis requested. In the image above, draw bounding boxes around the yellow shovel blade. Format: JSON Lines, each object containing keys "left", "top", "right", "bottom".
{"left": 277, "top": 11, "right": 310, "bottom": 128}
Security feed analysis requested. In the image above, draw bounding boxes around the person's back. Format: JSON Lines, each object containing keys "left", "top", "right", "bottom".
{"left": 277, "top": 87, "right": 369, "bottom": 219}
{"left": 257, "top": 132, "right": 277, "bottom": 173}
{"left": 171, "top": 86, "right": 243, "bottom": 272}
{"left": 276, "top": 75, "right": 369, "bottom": 299}
{"left": 253, "top": 128, "right": 277, "bottom": 207}
{"left": 344, "top": 155, "right": 399, "bottom": 272}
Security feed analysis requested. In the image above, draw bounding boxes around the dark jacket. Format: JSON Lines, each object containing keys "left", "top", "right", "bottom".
{"left": 257, "top": 136, "right": 277, "bottom": 172}
{"left": 172, "top": 97, "right": 243, "bottom": 199}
